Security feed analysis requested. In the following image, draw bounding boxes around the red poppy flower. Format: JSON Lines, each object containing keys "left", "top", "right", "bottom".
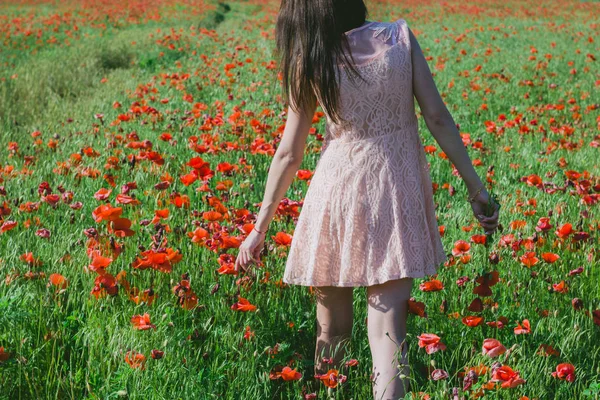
{"left": 407, "top": 298, "right": 427, "bottom": 318}
{"left": 173, "top": 278, "right": 199, "bottom": 310}
{"left": 131, "top": 313, "right": 156, "bottom": 330}
{"left": 552, "top": 280, "right": 568, "bottom": 293}
{"left": 0, "top": 220, "right": 17, "bottom": 234}
{"left": 115, "top": 194, "right": 141, "bottom": 205}
{"left": 110, "top": 218, "right": 135, "bottom": 237}
{"left": 514, "top": 319, "right": 531, "bottom": 334}
{"left": 490, "top": 365, "right": 526, "bottom": 388}
{"left": 0, "top": 347, "right": 11, "bottom": 362}
{"left": 92, "top": 204, "right": 122, "bottom": 223}
{"left": 482, "top": 338, "right": 506, "bottom": 357}
{"left": 462, "top": 315, "right": 484, "bottom": 327}
{"left": 131, "top": 248, "right": 181, "bottom": 273}
{"left": 125, "top": 350, "right": 146, "bottom": 369}
{"left": 525, "top": 174, "right": 542, "bottom": 186}
{"left": 471, "top": 234, "right": 487, "bottom": 245}
{"left": 231, "top": 296, "right": 257, "bottom": 312}
{"left": 314, "top": 369, "right": 346, "bottom": 388}
{"left": 20, "top": 252, "right": 42, "bottom": 266}
{"left": 541, "top": 252, "right": 560, "bottom": 263}
{"left": 555, "top": 223, "right": 572, "bottom": 238}
{"left": 94, "top": 188, "right": 112, "bottom": 201}
{"left": 243, "top": 326, "right": 255, "bottom": 341}
{"left": 535, "top": 217, "right": 553, "bottom": 232}
{"left": 296, "top": 169, "right": 313, "bottom": 180}
{"left": 345, "top": 359, "right": 359, "bottom": 367}
{"left": 417, "top": 333, "right": 447, "bottom": 354}
{"left": 280, "top": 366, "right": 302, "bottom": 381}
{"left": 91, "top": 273, "right": 118, "bottom": 299}
{"left": 419, "top": 279, "right": 443, "bottom": 292}
{"left": 272, "top": 231, "right": 292, "bottom": 247}
{"left": 452, "top": 240, "right": 470, "bottom": 256}
{"left": 519, "top": 252, "right": 539, "bottom": 267}
{"left": 170, "top": 193, "right": 190, "bottom": 208}
{"left": 88, "top": 252, "right": 113, "bottom": 273}
{"left": 203, "top": 211, "right": 223, "bottom": 222}
{"left": 467, "top": 298, "right": 483, "bottom": 312}
{"left": 551, "top": 363, "right": 575, "bottom": 382}
{"left": 48, "top": 273, "right": 68, "bottom": 290}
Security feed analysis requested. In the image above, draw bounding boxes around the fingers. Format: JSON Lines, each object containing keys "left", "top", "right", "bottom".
{"left": 235, "top": 249, "right": 261, "bottom": 273}
{"left": 476, "top": 205, "right": 500, "bottom": 234}
{"left": 477, "top": 214, "right": 497, "bottom": 226}
{"left": 234, "top": 249, "right": 246, "bottom": 273}
{"left": 479, "top": 202, "right": 500, "bottom": 220}
{"left": 478, "top": 215, "right": 498, "bottom": 226}
{"left": 252, "top": 248, "right": 263, "bottom": 264}
{"left": 234, "top": 254, "right": 242, "bottom": 272}
{"left": 477, "top": 216, "right": 498, "bottom": 234}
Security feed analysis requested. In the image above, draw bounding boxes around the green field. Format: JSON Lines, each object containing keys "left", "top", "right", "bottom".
{"left": 1, "top": 0, "right": 599, "bottom": 399}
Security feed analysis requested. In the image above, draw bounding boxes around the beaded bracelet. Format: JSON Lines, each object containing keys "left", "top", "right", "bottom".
{"left": 467, "top": 184, "right": 486, "bottom": 203}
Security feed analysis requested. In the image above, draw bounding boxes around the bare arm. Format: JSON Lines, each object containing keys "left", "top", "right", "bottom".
{"left": 235, "top": 86, "right": 317, "bottom": 272}
{"left": 408, "top": 27, "right": 484, "bottom": 195}
{"left": 253, "top": 96, "right": 317, "bottom": 232}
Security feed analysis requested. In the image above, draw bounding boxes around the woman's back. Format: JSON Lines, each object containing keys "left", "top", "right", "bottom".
{"left": 325, "top": 18, "right": 416, "bottom": 143}
{"left": 283, "top": 17, "right": 448, "bottom": 287}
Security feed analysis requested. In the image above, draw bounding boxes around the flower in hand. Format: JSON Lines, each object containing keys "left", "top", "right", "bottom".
{"left": 234, "top": 227, "right": 266, "bottom": 273}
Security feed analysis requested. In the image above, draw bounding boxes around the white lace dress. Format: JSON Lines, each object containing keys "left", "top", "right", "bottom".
{"left": 282, "top": 18, "right": 448, "bottom": 287}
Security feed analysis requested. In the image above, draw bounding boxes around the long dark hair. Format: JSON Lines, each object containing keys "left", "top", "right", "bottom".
{"left": 275, "top": 0, "right": 369, "bottom": 125}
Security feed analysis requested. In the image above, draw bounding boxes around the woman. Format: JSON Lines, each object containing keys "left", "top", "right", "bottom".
{"left": 234, "top": 1, "right": 500, "bottom": 399}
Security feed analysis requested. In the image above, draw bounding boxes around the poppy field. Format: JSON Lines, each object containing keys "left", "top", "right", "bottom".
{"left": 0, "top": 0, "right": 599, "bottom": 399}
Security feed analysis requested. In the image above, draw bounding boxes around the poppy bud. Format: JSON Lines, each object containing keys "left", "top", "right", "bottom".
{"left": 431, "top": 368, "right": 449, "bottom": 380}
{"left": 488, "top": 252, "right": 500, "bottom": 264}
{"left": 151, "top": 349, "right": 164, "bottom": 359}
{"left": 83, "top": 227, "right": 98, "bottom": 238}
{"left": 490, "top": 361, "right": 502, "bottom": 374}
{"left": 439, "top": 299, "right": 448, "bottom": 313}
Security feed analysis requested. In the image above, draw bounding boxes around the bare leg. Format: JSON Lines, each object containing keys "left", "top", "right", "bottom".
{"left": 313, "top": 285, "right": 354, "bottom": 375}
{"left": 367, "top": 277, "right": 413, "bottom": 400}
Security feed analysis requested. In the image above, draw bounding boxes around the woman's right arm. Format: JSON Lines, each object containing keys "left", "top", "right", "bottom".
{"left": 408, "top": 27, "right": 499, "bottom": 233}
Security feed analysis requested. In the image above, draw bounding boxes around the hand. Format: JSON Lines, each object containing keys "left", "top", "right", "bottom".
{"left": 469, "top": 188, "right": 500, "bottom": 235}
{"left": 234, "top": 228, "right": 266, "bottom": 273}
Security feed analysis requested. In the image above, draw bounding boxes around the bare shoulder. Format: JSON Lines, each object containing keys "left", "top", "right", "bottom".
{"left": 406, "top": 24, "right": 420, "bottom": 50}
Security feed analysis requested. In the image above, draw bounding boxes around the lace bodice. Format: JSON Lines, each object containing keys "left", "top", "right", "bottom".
{"left": 324, "top": 18, "right": 415, "bottom": 144}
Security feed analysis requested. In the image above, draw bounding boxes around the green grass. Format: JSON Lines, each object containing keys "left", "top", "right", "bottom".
{"left": 0, "top": 0, "right": 599, "bottom": 399}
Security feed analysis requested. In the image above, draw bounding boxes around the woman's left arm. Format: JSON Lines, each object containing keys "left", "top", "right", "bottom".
{"left": 234, "top": 99, "right": 317, "bottom": 272}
